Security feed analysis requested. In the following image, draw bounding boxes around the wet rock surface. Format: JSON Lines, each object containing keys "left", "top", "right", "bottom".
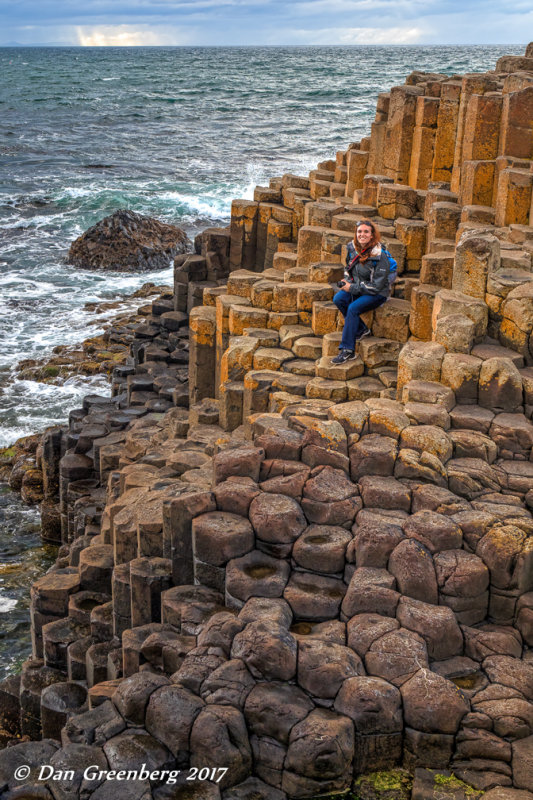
{"left": 68, "top": 210, "right": 190, "bottom": 271}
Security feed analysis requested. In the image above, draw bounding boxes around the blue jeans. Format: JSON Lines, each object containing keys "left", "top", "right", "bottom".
{"left": 333, "top": 290, "right": 387, "bottom": 350}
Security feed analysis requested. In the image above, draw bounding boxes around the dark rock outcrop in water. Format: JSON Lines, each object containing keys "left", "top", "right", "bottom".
{"left": 68, "top": 209, "right": 191, "bottom": 271}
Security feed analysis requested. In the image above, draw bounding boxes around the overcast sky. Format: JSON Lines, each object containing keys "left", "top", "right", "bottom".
{"left": 1, "top": 0, "right": 531, "bottom": 46}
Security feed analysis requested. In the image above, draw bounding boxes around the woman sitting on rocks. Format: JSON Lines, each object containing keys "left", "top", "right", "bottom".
{"left": 332, "top": 219, "right": 397, "bottom": 364}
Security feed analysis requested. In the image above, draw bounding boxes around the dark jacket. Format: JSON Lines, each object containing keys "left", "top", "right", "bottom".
{"left": 344, "top": 242, "right": 397, "bottom": 298}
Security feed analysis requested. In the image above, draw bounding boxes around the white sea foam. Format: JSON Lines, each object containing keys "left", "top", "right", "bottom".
{"left": 4, "top": 277, "right": 59, "bottom": 295}
{"left": 1, "top": 262, "right": 173, "bottom": 368}
{"left": 0, "top": 375, "right": 110, "bottom": 448}
{"left": 157, "top": 160, "right": 297, "bottom": 221}
{"left": 0, "top": 426, "right": 31, "bottom": 449}
{"left": 0, "top": 597, "right": 18, "bottom": 614}
{"left": 1, "top": 213, "right": 65, "bottom": 230}
{"left": 54, "top": 186, "right": 101, "bottom": 199}
{"left": 158, "top": 190, "right": 230, "bottom": 219}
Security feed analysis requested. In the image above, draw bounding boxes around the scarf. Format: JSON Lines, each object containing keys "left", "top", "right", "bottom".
{"left": 351, "top": 241, "right": 381, "bottom": 265}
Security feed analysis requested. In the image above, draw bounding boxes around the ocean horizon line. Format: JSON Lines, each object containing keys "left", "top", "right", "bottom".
{"left": 1, "top": 42, "right": 527, "bottom": 49}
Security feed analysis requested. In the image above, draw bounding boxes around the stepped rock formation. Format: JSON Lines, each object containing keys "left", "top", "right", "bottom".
{"left": 2, "top": 43, "right": 533, "bottom": 800}
{"left": 68, "top": 210, "right": 191, "bottom": 271}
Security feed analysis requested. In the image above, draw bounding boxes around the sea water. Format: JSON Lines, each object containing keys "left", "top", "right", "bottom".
{"left": 0, "top": 43, "right": 524, "bottom": 678}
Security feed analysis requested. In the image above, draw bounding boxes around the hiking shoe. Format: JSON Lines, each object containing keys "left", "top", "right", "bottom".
{"left": 332, "top": 349, "right": 355, "bottom": 364}
{"left": 356, "top": 326, "right": 371, "bottom": 341}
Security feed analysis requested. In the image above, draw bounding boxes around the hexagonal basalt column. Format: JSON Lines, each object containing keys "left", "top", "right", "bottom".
{"left": 129, "top": 557, "right": 172, "bottom": 627}
{"left": 192, "top": 512, "right": 255, "bottom": 593}
{"left": 161, "top": 585, "right": 224, "bottom": 636}
{"left": 41, "top": 681, "right": 88, "bottom": 741}
{"left": 78, "top": 544, "right": 114, "bottom": 594}
{"left": 225, "top": 551, "right": 291, "bottom": 608}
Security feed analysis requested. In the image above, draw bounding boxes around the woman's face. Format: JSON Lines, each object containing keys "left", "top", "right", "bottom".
{"left": 356, "top": 224, "right": 373, "bottom": 247}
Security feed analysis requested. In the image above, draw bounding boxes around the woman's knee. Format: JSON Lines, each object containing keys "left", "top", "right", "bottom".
{"left": 333, "top": 291, "right": 347, "bottom": 310}
{"left": 346, "top": 301, "right": 362, "bottom": 318}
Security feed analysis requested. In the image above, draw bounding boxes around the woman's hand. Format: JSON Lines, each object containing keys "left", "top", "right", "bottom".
{"left": 339, "top": 280, "right": 351, "bottom": 292}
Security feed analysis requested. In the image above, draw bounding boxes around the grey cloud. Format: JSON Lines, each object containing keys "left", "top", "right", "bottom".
{"left": 0, "top": 0, "right": 530, "bottom": 44}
